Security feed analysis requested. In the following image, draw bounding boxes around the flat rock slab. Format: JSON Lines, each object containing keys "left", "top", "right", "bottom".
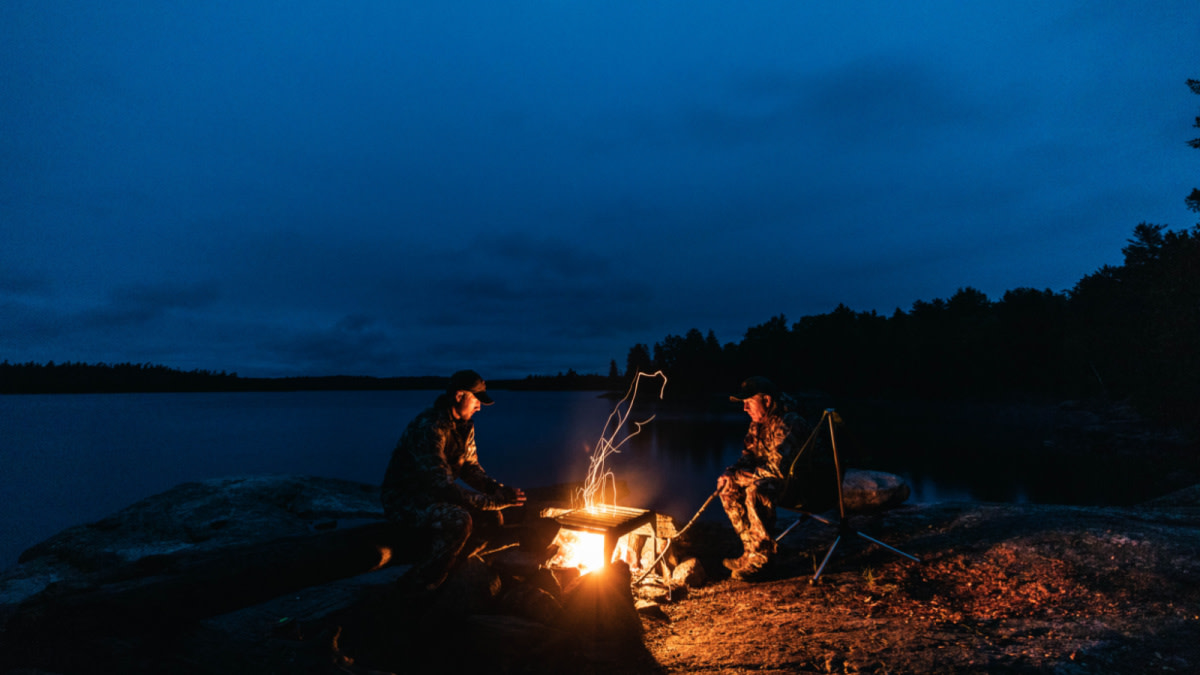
{"left": 17, "top": 474, "right": 386, "bottom": 571}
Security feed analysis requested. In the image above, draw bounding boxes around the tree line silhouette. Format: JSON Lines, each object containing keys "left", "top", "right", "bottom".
{"left": 0, "top": 361, "right": 453, "bottom": 394}
{"left": 627, "top": 222, "right": 1199, "bottom": 426}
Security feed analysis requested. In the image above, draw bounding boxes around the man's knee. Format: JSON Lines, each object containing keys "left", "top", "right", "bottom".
{"left": 430, "top": 505, "right": 473, "bottom": 542}
{"left": 396, "top": 502, "right": 474, "bottom": 550}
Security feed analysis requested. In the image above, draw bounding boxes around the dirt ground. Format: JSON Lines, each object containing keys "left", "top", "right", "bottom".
{"left": 635, "top": 500, "right": 1200, "bottom": 675}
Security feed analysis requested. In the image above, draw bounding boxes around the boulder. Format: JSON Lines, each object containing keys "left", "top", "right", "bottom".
{"left": 842, "top": 468, "right": 910, "bottom": 513}
{"left": 670, "top": 557, "right": 707, "bottom": 588}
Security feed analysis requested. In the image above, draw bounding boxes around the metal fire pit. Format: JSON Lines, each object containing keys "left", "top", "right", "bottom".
{"left": 554, "top": 505, "right": 657, "bottom": 571}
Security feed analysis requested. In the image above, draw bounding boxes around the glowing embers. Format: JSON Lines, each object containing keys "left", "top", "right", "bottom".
{"left": 547, "top": 527, "right": 606, "bottom": 575}
{"left": 548, "top": 505, "right": 658, "bottom": 576}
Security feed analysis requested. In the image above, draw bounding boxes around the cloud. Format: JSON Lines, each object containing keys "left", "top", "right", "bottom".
{"left": 0, "top": 269, "right": 51, "bottom": 297}
{"left": 82, "top": 281, "right": 222, "bottom": 329}
{"left": 262, "top": 314, "right": 401, "bottom": 376}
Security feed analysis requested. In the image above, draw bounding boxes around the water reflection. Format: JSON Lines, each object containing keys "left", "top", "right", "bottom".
{"left": 1, "top": 390, "right": 1164, "bottom": 573}
{"left": 596, "top": 410, "right": 1026, "bottom": 519}
{"left": 621, "top": 416, "right": 744, "bottom": 523}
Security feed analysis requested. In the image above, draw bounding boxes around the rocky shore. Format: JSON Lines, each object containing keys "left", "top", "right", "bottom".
{"left": 1, "top": 470, "right": 1198, "bottom": 674}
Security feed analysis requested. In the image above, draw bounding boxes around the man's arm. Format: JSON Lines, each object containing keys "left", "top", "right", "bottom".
{"left": 459, "top": 430, "right": 525, "bottom": 509}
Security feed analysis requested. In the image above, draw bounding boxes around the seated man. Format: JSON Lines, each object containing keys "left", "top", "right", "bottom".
{"left": 718, "top": 376, "right": 809, "bottom": 580}
{"left": 381, "top": 370, "right": 525, "bottom": 592}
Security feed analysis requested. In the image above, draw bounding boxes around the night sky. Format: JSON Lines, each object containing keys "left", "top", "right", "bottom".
{"left": 3, "top": 2, "right": 1198, "bottom": 380}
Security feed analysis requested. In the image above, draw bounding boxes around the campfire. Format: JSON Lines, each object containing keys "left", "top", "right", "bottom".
{"left": 543, "top": 372, "right": 667, "bottom": 578}
{"left": 547, "top": 504, "right": 659, "bottom": 575}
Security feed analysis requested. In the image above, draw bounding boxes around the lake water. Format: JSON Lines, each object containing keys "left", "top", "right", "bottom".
{"left": 0, "top": 390, "right": 1002, "bottom": 572}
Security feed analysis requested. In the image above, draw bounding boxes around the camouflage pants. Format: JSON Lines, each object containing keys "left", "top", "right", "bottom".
{"left": 386, "top": 502, "right": 499, "bottom": 588}
{"left": 718, "top": 470, "right": 783, "bottom": 557}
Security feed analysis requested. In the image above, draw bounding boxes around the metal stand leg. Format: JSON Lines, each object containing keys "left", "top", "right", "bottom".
{"left": 808, "top": 522, "right": 920, "bottom": 584}
{"left": 782, "top": 409, "right": 921, "bottom": 584}
{"left": 811, "top": 534, "right": 842, "bottom": 583}
{"left": 775, "top": 514, "right": 807, "bottom": 541}
{"left": 856, "top": 531, "right": 921, "bottom": 563}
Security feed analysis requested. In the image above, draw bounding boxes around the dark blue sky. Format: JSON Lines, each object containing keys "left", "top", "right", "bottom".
{"left": 3, "top": 2, "right": 1197, "bottom": 379}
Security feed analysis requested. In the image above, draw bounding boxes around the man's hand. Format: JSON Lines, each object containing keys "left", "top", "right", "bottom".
{"left": 497, "top": 485, "right": 526, "bottom": 508}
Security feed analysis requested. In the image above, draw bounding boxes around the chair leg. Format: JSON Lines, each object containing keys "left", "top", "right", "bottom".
{"left": 811, "top": 534, "right": 843, "bottom": 583}
{"left": 776, "top": 510, "right": 837, "bottom": 543}
{"left": 808, "top": 524, "right": 920, "bottom": 583}
{"left": 775, "top": 514, "right": 806, "bottom": 542}
{"left": 780, "top": 510, "right": 920, "bottom": 583}
{"left": 854, "top": 530, "right": 921, "bottom": 563}
{"left": 780, "top": 409, "right": 922, "bottom": 583}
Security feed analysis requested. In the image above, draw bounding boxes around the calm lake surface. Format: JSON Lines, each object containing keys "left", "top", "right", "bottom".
{"left": 1, "top": 390, "right": 1012, "bottom": 571}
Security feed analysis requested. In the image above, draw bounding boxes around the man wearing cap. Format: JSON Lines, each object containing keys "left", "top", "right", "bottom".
{"left": 381, "top": 369, "right": 526, "bottom": 592}
{"left": 719, "top": 376, "right": 810, "bottom": 580}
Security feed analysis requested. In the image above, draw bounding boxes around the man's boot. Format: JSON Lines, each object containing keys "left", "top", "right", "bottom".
{"left": 723, "top": 553, "right": 750, "bottom": 571}
{"left": 730, "top": 552, "right": 773, "bottom": 581}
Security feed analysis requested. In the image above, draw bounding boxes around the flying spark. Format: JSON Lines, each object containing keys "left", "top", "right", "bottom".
{"left": 575, "top": 370, "right": 667, "bottom": 513}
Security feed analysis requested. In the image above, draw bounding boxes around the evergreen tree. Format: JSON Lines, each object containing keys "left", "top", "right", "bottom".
{"left": 1186, "top": 78, "right": 1200, "bottom": 213}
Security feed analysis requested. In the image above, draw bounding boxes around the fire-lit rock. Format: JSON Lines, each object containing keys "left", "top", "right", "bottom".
{"left": 669, "top": 557, "right": 707, "bottom": 588}
{"left": 635, "top": 598, "right": 671, "bottom": 622}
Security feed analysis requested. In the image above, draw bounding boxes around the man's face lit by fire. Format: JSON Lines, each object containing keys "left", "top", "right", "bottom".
{"left": 743, "top": 394, "right": 771, "bottom": 424}
{"left": 452, "top": 390, "right": 483, "bottom": 421}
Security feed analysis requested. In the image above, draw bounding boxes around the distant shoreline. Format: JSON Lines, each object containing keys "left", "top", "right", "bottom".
{"left": 0, "top": 361, "right": 622, "bottom": 395}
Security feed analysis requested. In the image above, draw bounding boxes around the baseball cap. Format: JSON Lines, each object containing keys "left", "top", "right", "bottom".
{"left": 729, "top": 376, "right": 778, "bottom": 402}
{"left": 448, "top": 369, "right": 494, "bottom": 405}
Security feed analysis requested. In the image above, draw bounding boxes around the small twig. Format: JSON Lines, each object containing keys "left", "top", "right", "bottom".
{"left": 477, "top": 542, "right": 519, "bottom": 558}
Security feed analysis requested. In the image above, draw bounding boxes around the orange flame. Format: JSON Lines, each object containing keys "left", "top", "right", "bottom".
{"left": 547, "top": 528, "right": 642, "bottom": 576}
{"left": 548, "top": 528, "right": 607, "bottom": 575}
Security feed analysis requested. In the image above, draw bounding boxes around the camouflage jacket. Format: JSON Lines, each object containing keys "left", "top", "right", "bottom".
{"left": 728, "top": 392, "right": 810, "bottom": 482}
{"left": 381, "top": 395, "right": 511, "bottom": 516}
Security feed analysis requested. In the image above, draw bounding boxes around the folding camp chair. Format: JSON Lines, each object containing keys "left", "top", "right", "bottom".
{"left": 775, "top": 408, "right": 920, "bottom": 584}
